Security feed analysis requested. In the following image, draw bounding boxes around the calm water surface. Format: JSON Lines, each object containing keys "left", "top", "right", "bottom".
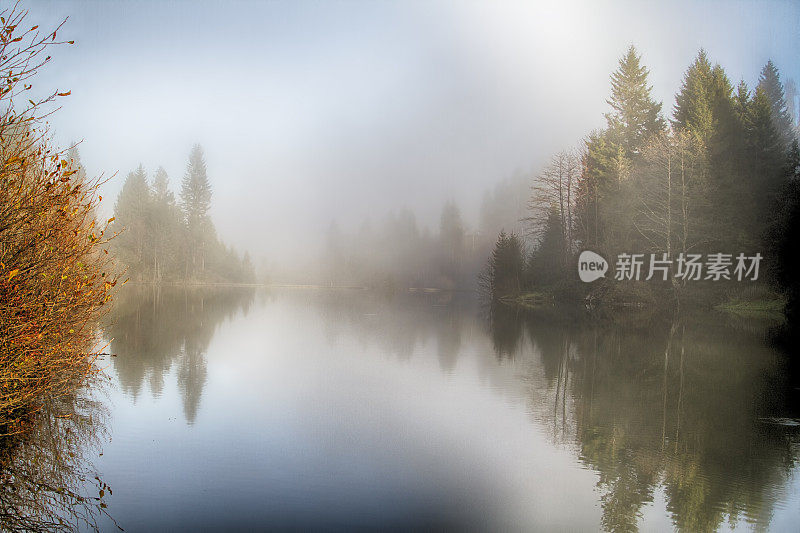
{"left": 78, "top": 287, "right": 800, "bottom": 531}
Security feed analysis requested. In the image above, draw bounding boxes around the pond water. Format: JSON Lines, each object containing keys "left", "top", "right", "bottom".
{"left": 76, "top": 287, "right": 800, "bottom": 530}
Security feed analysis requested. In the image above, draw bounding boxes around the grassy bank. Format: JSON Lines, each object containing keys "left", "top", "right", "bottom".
{"left": 715, "top": 297, "right": 786, "bottom": 320}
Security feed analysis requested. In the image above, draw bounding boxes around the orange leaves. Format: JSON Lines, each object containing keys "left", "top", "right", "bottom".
{"left": 0, "top": 6, "right": 115, "bottom": 437}
{"left": 4, "top": 155, "right": 24, "bottom": 167}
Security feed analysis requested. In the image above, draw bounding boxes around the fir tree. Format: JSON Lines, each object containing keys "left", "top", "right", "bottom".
{"left": 529, "top": 204, "right": 566, "bottom": 286}
{"left": 756, "top": 60, "right": 795, "bottom": 148}
{"left": 152, "top": 166, "right": 174, "bottom": 204}
{"left": 605, "top": 46, "right": 665, "bottom": 156}
{"left": 784, "top": 78, "right": 798, "bottom": 132}
{"left": 439, "top": 201, "right": 465, "bottom": 286}
{"left": 673, "top": 50, "right": 715, "bottom": 140}
{"left": 149, "top": 167, "right": 181, "bottom": 281}
{"left": 747, "top": 86, "right": 784, "bottom": 192}
{"left": 113, "top": 165, "right": 151, "bottom": 277}
{"left": 180, "top": 144, "right": 212, "bottom": 222}
{"left": 180, "top": 144, "right": 214, "bottom": 276}
{"left": 769, "top": 140, "right": 800, "bottom": 320}
{"left": 673, "top": 51, "right": 745, "bottom": 248}
{"left": 480, "top": 231, "right": 524, "bottom": 301}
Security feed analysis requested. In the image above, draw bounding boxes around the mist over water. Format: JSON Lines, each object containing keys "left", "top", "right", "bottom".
{"left": 22, "top": 0, "right": 800, "bottom": 276}
{"left": 2, "top": 1, "right": 800, "bottom": 531}
{"left": 83, "top": 287, "right": 800, "bottom": 531}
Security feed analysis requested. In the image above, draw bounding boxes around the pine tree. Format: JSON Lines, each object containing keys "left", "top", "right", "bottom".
{"left": 768, "top": 140, "right": 800, "bottom": 320}
{"left": 180, "top": 144, "right": 213, "bottom": 277}
{"left": 673, "top": 51, "right": 746, "bottom": 249}
{"left": 673, "top": 50, "right": 716, "bottom": 141}
{"left": 577, "top": 132, "right": 635, "bottom": 253}
{"left": 732, "top": 80, "right": 750, "bottom": 123}
{"left": 242, "top": 251, "right": 256, "bottom": 284}
{"left": 573, "top": 48, "right": 662, "bottom": 255}
{"left": 480, "top": 231, "right": 524, "bottom": 300}
{"left": 605, "top": 46, "right": 665, "bottom": 156}
{"left": 784, "top": 78, "right": 798, "bottom": 132}
{"left": 152, "top": 166, "right": 174, "bottom": 204}
{"left": 65, "top": 145, "right": 87, "bottom": 183}
{"left": 756, "top": 60, "right": 795, "bottom": 149}
{"left": 745, "top": 85, "right": 786, "bottom": 236}
{"left": 529, "top": 204, "right": 566, "bottom": 286}
{"left": 439, "top": 201, "right": 465, "bottom": 284}
{"left": 180, "top": 144, "right": 212, "bottom": 221}
{"left": 149, "top": 167, "right": 181, "bottom": 281}
{"left": 113, "top": 165, "right": 151, "bottom": 278}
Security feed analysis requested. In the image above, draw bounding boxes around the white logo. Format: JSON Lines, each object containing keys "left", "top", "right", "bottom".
{"left": 578, "top": 250, "right": 608, "bottom": 283}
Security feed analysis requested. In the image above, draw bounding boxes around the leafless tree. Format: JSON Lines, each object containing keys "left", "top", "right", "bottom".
{"left": 527, "top": 149, "right": 580, "bottom": 262}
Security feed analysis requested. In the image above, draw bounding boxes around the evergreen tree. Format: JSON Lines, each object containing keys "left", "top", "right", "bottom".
{"left": 756, "top": 60, "right": 795, "bottom": 149}
{"left": 574, "top": 46, "right": 663, "bottom": 255}
{"left": 746, "top": 87, "right": 784, "bottom": 199}
{"left": 113, "top": 165, "right": 151, "bottom": 278}
{"left": 440, "top": 201, "right": 465, "bottom": 259}
{"left": 576, "top": 132, "right": 635, "bottom": 253}
{"left": 152, "top": 166, "right": 173, "bottom": 204}
{"left": 605, "top": 46, "right": 665, "bottom": 156}
{"left": 439, "top": 201, "right": 465, "bottom": 285}
{"left": 769, "top": 140, "right": 800, "bottom": 320}
{"left": 784, "top": 78, "right": 798, "bottom": 132}
{"left": 111, "top": 153, "right": 255, "bottom": 284}
{"left": 241, "top": 252, "right": 256, "bottom": 284}
{"left": 480, "top": 231, "right": 524, "bottom": 301}
{"left": 673, "top": 51, "right": 746, "bottom": 249}
{"left": 149, "top": 167, "right": 182, "bottom": 281}
{"left": 732, "top": 80, "right": 750, "bottom": 123}
{"left": 180, "top": 144, "right": 214, "bottom": 276}
{"left": 65, "top": 145, "right": 87, "bottom": 183}
{"left": 673, "top": 50, "right": 716, "bottom": 141}
{"left": 528, "top": 204, "right": 566, "bottom": 286}
{"left": 180, "top": 145, "right": 212, "bottom": 220}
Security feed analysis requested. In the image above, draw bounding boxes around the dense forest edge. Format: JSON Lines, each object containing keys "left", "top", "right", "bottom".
{"left": 110, "top": 145, "right": 256, "bottom": 284}
{"left": 480, "top": 46, "right": 800, "bottom": 322}
{"left": 88, "top": 46, "right": 800, "bottom": 325}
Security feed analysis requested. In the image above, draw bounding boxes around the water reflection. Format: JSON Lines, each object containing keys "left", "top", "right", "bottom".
{"left": 314, "top": 289, "right": 476, "bottom": 370}
{"left": 105, "top": 285, "right": 255, "bottom": 423}
{"left": 281, "top": 290, "right": 800, "bottom": 529}
{"left": 92, "top": 288, "right": 800, "bottom": 531}
{"left": 488, "top": 305, "right": 800, "bottom": 532}
{"left": 0, "top": 385, "right": 114, "bottom": 532}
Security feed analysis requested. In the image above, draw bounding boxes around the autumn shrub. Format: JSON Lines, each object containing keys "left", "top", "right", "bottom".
{"left": 0, "top": 4, "right": 117, "bottom": 436}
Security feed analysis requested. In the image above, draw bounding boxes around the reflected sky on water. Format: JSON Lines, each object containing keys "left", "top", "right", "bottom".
{"left": 87, "top": 287, "right": 800, "bottom": 531}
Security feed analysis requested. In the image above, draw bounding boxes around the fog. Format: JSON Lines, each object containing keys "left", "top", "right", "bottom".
{"left": 25, "top": 0, "right": 800, "bottom": 274}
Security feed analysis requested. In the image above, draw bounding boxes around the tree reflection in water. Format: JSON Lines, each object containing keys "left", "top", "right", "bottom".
{"left": 0, "top": 382, "right": 116, "bottom": 532}
{"left": 83, "top": 288, "right": 800, "bottom": 531}
{"left": 105, "top": 285, "right": 255, "bottom": 424}
{"left": 488, "top": 305, "right": 800, "bottom": 532}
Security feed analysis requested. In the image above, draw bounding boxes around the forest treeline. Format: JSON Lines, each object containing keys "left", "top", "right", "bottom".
{"left": 323, "top": 202, "right": 483, "bottom": 290}
{"left": 319, "top": 178, "right": 529, "bottom": 290}
{"left": 111, "top": 144, "right": 255, "bottom": 284}
{"left": 484, "top": 46, "right": 800, "bottom": 313}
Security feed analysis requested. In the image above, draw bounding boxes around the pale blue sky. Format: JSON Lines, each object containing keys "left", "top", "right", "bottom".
{"left": 20, "top": 0, "right": 800, "bottom": 259}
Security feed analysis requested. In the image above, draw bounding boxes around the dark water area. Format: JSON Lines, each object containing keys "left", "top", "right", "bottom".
{"left": 24, "top": 286, "right": 799, "bottom": 531}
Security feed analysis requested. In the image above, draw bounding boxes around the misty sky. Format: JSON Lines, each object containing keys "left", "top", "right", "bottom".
{"left": 23, "top": 0, "right": 800, "bottom": 262}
